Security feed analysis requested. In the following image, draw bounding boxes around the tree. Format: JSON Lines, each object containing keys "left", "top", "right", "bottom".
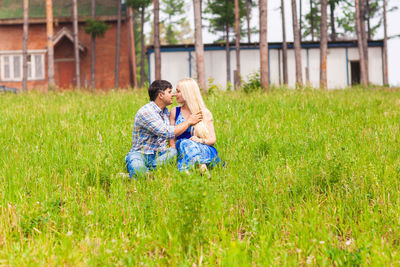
{"left": 46, "top": 0, "right": 55, "bottom": 90}
{"left": 234, "top": 0, "right": 241, "bottom": 89}
{"left": 320, "top": 0, "right": 328, "bottom": 89}
{"left": 115, "top": 0, "right": 122, "bottom": 89}
{"left": 259, "top": 0, "right": 268, "bottom": 89}
{"left": 245, "top": 0, "right": 256, "bottom": 43}
{"left": 206, "top": 0, "right": 246, "bottom": 86}
{"left": 355, "top": 0, "right": 367, "bottom": 86}
{"left": 359, "top": 0, "right": 369, "bottom": 84}
{"left": 291, "top": 0, "right": 303, "bottom": 86}
{"left": 72, "top": 0, "right": 80, "bottom": 89}
{"left": 84, "top": 14, "right": 110, "bottom": 89}
{"left": 127, "top": 0, "right": 152, "bottom": 87}
{"left": 91, "top": 0, "right": 95, "bottom": 89}
{"left": 329, "top": 0, "right": 338, "bottom": 40}
{"left": 127, "top": 6, "right": 137, "bottom": 88}
{"left": 153, "top": 0, "right": 161, "bottom": 80}
{"left": 281, "top": 0, "right": 288, "bottom": 85}
{"left": 382, "top": 0, "right": 388, "bottom": 85}
{"left": 193, "top": 0, "right": 206, "bottom": 92}
{"left": 161, "top": 0, "right": 188, "bottom": 45}
{"left": 22, "top": 0, "right": 29, "bottom": 91}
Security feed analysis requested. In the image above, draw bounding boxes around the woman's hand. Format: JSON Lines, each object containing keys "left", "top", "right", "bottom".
{"left": 190, "top": 136, "right": 205, "bottom": 144}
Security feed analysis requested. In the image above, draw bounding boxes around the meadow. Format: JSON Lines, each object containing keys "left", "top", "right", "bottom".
{"left": 1, "top": 88, "right": 400, "bottom": 265}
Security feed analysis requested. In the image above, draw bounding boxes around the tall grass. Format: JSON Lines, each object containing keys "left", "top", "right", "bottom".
{"left": 1, "top": 88, "right": 400, "bottom": 265}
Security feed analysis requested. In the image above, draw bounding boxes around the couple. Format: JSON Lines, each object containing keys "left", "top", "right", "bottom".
{"left": 125, "top": 78, "right": 221, "bottom": 178}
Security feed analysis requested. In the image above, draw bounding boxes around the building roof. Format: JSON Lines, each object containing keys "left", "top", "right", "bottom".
{"left": 0, "top": 0, "right": 125, "bottom": 24}
{"left": 147, "top": 40, "right": 384, "bottom": 53}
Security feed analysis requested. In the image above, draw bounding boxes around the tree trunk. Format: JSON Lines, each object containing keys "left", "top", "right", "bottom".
{"left": 72, "top": 0, "right": 80, "bottom": 89}
{"left": 320, "top": 0, "right": 328, "bottom": 89}
{"left": 225, "top": 24, "right": 231, "bottom": 85}
{"left": 310, "top": 0, "right": 314, "bottom": 41}
{"left": 193, "top": 0, "right": 206, "bottom": 92}
{"left": 140, "top": 7, "right": 146, "bottom": 87}
{"left": 291, "top": 0, "right": 303, "bottom": 86}
{"left": 359, "top": 0, "right": 369, "bottom": 84}
{"left": 153, "top": 0, "right": 161, "bottom": 80}
{"left": 355, "top": 0, "right": 368, "bottom": 86}
{"left": 234, "top": 0, "right": 241, "bottom": 89}
{"left": 299, "top": 0, "right": 302, "bottom": 42}
{"left": 91, "top": 0, "right": 95, "bottom": 89}
{"left": 115, "top": 0, "right": 121, "bottom": 89}
{"left": 366, "top": 0, "right": 371, "bottom": 40}
{"left": 383, "top": 0, "right": 388, "bottom": 85}
{"left": 46, "top": 0, "right": 55, "bottom": 90}
{"left": 329, "top": 1, "right": 337, "bottom": 41}
{"left": 259, "top": 0, "right": 268, "bottom": 89}
{"left": 128, "top": 6, "right": 137, "bottom": 88}
{"left": 281, "top": 0, "right": 288, "bottom": 85}
{"left": 246, "top": 0, "right": 251, "bottom": 43}
{"left": 22, "top": 0, "right": 29, "bottom": 91}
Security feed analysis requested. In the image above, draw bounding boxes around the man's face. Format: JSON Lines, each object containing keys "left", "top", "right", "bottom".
{"left": 159, "top": 87, "right": 174, "bottom": 106}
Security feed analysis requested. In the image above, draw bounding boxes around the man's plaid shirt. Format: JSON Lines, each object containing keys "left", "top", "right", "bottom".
{"left": 130, "top": 101, "right": 175, "bottom": 154}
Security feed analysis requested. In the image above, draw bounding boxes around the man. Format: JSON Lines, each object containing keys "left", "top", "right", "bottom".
{"left": 125, "top": 80, "right": 202, "bottom": 178}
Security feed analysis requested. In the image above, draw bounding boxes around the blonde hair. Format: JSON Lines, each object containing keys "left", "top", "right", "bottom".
{"left": 177, "top": 78, "right": 209, "bottom": 139}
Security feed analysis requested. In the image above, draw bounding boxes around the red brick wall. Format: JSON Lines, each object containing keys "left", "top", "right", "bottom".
{"left": 0, "top": 21, "right": 131, "bottom": 90}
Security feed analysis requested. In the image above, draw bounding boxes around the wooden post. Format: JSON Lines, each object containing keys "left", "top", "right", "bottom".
{"left": 234, "top": 0, "right": 241, "bottom": 90}
{"left": 383, "top": 0, "right": 389, "bottom": 85}
{"left": 115, "top": 0, "right": 121, "bottom": 89}
{"left": 153, "top": 0, "right": 161, "bottom": 80}
{"left": 22, "top": 0, "right": 29, "bottom": 91}
{"left": 281, "top": 0, "right": 288, "bottom": 85}
{"left": 193, "top": 0, "right": 206, "bottom": 92}
{"left": 128, "top": 7, "right": 137, "bottom": 88}
{"left": 46, "top": 0, "right": 55, "bottom": 90}
{"left": 259, "top": 0, "right": 269, "bottom": 89}
{"left": 320, "top": 0, "right": 328, "bottom": 89}
{"left": 291, "top": 0, "right": 303, "bottom": 87}
{"left": 72, "top": 0, "right": 80, "bottom": 89}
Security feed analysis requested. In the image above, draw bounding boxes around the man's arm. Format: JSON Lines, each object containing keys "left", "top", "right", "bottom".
{"left": 173, "top": 111, "right": 202, "bottom": 137}
{"left": 139, "top": 109, "right": 202, "bottom": 139}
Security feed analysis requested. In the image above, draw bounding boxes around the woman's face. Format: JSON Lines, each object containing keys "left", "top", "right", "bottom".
{"left": 175, "top": 86, "right": 185, "bottom": 104}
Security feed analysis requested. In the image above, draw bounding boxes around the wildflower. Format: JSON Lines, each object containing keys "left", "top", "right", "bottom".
{"left": 66, "top": 231, "right": 73, "bottom": 236}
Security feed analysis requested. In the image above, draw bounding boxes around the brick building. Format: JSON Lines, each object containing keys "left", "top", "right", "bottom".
{"left": 0, "top": 0, "right": 132, "bottom": 90}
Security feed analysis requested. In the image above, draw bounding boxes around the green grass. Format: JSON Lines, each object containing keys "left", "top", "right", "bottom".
{"left": 1, "top": 88, "right": 400, "bottom": 265}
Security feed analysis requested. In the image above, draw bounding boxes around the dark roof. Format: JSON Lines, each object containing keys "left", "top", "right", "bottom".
{"left": 0, "top": 0, "right": 124, "bottom": 22}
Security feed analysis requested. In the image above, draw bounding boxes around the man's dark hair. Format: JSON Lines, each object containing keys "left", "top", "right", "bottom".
{"left": 148, "top": 80, "right": 172, "bottom": 101}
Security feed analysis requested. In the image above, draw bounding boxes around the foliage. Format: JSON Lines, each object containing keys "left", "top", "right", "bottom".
{"left": 1, "top": 89, "right": 400, "bottom": 264}
{"left": 242, "top": 71, "right": 261, "bottom": 93}
{"left": 160, "top": 0, "right": 193, "bottom": 45}
{"left": 84, "top": 19, "right": 110, "bottom": 38}
{"left": 205, "top": 0, "right": 247, "bottom": 39}
{"left": 301, "top": 0, "right": 397, "bottom": 40}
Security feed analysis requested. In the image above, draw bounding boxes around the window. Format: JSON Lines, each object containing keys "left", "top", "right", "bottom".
{"left": 0, "top": 53, "right": 45, "bottom": 81}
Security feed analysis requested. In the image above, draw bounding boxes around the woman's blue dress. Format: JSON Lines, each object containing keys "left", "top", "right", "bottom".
{"left": 175, "top": 107, "right": 221, "bottom": 171}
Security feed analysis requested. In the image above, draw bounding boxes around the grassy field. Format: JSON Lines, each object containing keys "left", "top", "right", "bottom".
{"left": 1, "top": 88, "right": 400, "bottom": 265}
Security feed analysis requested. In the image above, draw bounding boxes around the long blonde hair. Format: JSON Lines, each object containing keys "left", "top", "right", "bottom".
{"left": 177, "top": 78, "right": 209, "bottom": 139}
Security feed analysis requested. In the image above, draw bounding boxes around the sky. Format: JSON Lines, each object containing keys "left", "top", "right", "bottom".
{"left": 161, "top": 0, "right": 400, "bottom": 86}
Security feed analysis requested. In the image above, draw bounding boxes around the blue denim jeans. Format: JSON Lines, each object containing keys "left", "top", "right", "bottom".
{"left": 125, "top": 148, "right": 177, "bottom": 178}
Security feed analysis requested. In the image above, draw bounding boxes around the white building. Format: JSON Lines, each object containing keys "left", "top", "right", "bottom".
{"left": 147, "top": 41, "right": 384, "bottom": 89}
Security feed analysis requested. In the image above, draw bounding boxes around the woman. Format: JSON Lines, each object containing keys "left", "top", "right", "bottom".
{"left": 169, "top": 78, "right": 221, "bottom": 172}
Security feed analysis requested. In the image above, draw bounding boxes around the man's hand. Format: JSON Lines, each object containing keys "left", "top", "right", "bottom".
{"left": 187, "top": 111, "right": 203, "bottom": 125}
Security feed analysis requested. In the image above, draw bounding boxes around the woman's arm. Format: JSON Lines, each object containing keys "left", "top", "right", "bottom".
{"left": 169, "top": 107, "right": 177, "bottom": 148}
{"left": 190, "top": 109, "right": 216, "bottom": 146}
